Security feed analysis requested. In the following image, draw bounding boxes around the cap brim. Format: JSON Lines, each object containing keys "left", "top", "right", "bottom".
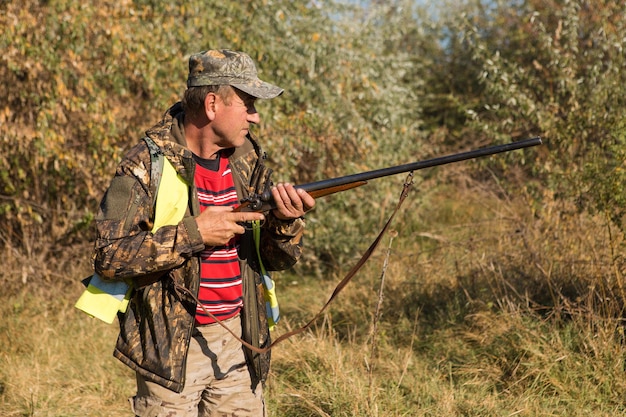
{"left": 232, "top": 80, "right": 284, "bottom": 99}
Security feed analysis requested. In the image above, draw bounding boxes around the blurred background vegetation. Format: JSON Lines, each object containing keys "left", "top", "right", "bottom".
{"left": 1, "top": 0, "right": 626, "bottom": 415}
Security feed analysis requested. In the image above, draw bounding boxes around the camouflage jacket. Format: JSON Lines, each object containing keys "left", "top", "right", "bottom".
{"left": 93, "top": 103, "right": 305, "bottom": 393}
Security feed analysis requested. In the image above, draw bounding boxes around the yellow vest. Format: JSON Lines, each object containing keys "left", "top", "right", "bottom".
{"left": 151, "top": 157, "right": 188, "bottom": 232}
{"left": 75, "top": 153, "right": 188, "bottom": 324}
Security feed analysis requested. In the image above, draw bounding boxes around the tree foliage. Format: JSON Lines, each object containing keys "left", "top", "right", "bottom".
{"left": 0, "top": 0, "right": 432, "bottom": 265}
{"left": 445, "top": 0, "right": 626, "bottom": 223}
{"left": 1, "top": 0, "right": 625, "bottom": 269}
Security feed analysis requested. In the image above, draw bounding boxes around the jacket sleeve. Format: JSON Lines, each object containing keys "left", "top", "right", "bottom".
{"left": 258, "top": 212, "right": 306, "bottom": 271}
{"left": 93, "top": 143, "right": 205, "bottom": 282}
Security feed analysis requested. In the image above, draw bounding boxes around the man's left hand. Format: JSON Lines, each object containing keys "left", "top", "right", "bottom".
{"left": 271, "top": 183, "right": 315, "bottom": 220}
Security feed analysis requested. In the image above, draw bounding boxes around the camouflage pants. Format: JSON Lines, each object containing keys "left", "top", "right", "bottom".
{"left": 131, "top": 315, "right": 266, "bottom": 417}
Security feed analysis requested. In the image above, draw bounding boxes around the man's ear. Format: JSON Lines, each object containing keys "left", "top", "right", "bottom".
{"left": 204, "top": 93, "right": 217, "bottom": 121}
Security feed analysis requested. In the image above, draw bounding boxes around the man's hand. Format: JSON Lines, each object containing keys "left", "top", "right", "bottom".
{"left": 195, "top": 206, "right": 264, "bottom": 246}
{"left": 271, "top": 183, "right": 316, "bottom": 220}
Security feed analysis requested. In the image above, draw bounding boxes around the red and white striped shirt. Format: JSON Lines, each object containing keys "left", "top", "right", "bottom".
{"left": 193, "top": 154, "right": 242, "bottom": 325}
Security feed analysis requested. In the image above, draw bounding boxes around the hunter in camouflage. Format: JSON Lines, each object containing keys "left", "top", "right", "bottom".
{"left": 93, "top": 49, "right": 314, "bottom": 416}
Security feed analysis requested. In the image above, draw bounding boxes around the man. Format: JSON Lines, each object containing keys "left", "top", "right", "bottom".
{"left": 93, "top": 49, "right": 315, "bottom": 416}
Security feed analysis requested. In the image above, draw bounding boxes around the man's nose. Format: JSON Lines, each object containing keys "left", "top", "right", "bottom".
{"left": 247, "top": 107, "right": 260, "bottom": 124}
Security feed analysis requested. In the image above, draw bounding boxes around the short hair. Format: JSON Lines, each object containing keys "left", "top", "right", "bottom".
{"left": 182, "top": 85, "right": 234, "bottom": 118}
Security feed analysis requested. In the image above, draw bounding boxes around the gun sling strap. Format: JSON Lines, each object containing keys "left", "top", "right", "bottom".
{"left": 175, "top": 172, "right": 415, "bottom": 354}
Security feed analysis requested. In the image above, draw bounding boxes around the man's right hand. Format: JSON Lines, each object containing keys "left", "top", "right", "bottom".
{"left": 195, "top": 206, "right": 264, "bottom": 247}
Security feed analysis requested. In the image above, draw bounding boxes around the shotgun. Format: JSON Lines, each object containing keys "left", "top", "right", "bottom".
{"left": 238, "top": 136, "right": 542, "bottom": 212}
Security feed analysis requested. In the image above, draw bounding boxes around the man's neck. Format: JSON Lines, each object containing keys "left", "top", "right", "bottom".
{"left": 183, "top": 116, "right": 223, "bottom": 159}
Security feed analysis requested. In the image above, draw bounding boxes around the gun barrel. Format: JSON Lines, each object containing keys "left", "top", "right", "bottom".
{"left": 297, "top": 137, "right": 542, "bottom": 193}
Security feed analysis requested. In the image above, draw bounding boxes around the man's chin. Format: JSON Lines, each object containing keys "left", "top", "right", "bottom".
{"left": 236, "top": 135, "right": 248, "bottom": 146}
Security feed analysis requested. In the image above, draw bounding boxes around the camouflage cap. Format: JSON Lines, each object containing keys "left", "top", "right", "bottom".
{"left": 186, "top": 49, "right": 283, "bottom": 99}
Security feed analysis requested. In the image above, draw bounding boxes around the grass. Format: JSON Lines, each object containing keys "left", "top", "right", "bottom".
{"left": 0, "top": 288, "right": 134, "bottom": 416}
{"left": 2, "top": 181, "right": 626, "bottom": 416}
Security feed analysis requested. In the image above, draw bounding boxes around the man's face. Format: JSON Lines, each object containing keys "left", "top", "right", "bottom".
{"left": 211, "top": 88, "right": 260, "bottom": 149}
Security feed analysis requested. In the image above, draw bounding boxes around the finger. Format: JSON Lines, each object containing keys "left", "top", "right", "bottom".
{"left": 271, "top": 183, "right": 290, "bottom": 211}
{"left": 228, "top": 211, "right": 265, "bottom": 223}
{"left": 273, "top": 183, "right": 302, "bottom": 215}
{"left": 202, "top": 205, "right": 234, "bottom": 213}
{"left": 271, "top": 183, "right": 308, "bottom": 220}
{"left": 296, "top": 188, "right": 316, "bottom": 211}
{"left": 232, "top": 222, "right": 247, "bottom": 236}
{"left": 281, "top": 183, "right": 304, "bottom": 210}
{"left": 277, "top": 183, "right": 301, "bottom": 206}
{"left": 269, "top": 185, "right": 289, "bottom": 220}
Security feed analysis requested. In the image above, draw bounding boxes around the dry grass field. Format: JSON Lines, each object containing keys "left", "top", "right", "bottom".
{"left": 2, "top": 184, "right": 626, "bottom": 416}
